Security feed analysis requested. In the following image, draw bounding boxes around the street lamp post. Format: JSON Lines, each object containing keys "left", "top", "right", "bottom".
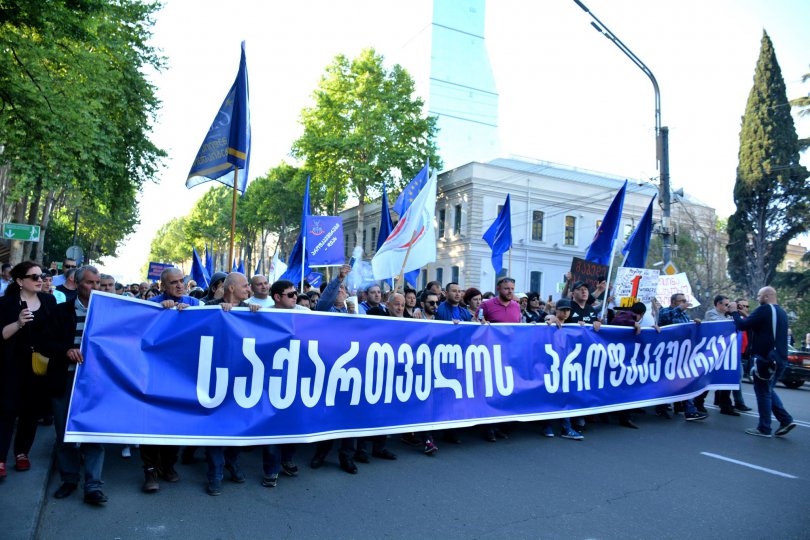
{"left": 573, "top": 0, "right": 672, "bottom": 264}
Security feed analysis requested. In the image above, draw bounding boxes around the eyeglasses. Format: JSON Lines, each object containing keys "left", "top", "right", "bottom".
{"left": 425, "top": 300, "right": 438, "bottom": 306}
{"left": 63, "top": 264, "right": 76, "bottom": 269}
{"left": 283, "top": 291, "right": 297, "bottom": 299}
{"left": 24, "top": 274, "right": 43, "bottom": 281}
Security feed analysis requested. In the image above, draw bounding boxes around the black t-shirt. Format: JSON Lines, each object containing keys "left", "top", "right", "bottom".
{"left": 569, "top": 301, "right": 600, "bottom": 324}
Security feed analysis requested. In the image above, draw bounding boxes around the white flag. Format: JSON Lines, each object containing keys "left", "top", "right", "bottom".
{"left": 372, "top": 172, "right": 437, "bottom": 280}
{"left": 268, "top": 252, "right": 288, "bottom": 283}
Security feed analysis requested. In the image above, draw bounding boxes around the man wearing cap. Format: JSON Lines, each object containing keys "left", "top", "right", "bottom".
{"left": 568, "top": 281, "right": 601, "bottom": 328}
{"left": 543, "top": 299, "right": 585, "bottom": 439}
{"left": 203, "top": 272, "right": 228, "bottom": 304}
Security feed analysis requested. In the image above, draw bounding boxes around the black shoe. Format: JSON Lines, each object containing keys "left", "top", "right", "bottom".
{"left": 353, "top": 451, "right": 370, "bottom": 464}
{"left": 310, "top": 453, "right": 327, "bottom": 469}
{"left": 372, "top": 448, "right": 397, "bottom": 460}
{"left": 685, "top": 412, "right": 708, "bottom": 422}
{"left": 206, "top": 479, "right": 222, "bottom": 496}
{"left": 696, "top": 405, "right": 708, "bottom": 413}
{"left": 619, "top": 419, "right": 640, "bottom": 429}
{"left": 720, "top": 408, "right": 741, "bottom": 417}
{"left": 484, "top": 429, "right": 497, "bottom": 442}
{"left": 142, "top": 468, "right": 160, "bottom": 493}
{"left": 339, "top": 458, "right": 358, "bottom": 474}
{"left": 280, "top": 461, "right": 298, "bottom": 477}
{"left": 159, "top": 465, "right": 179, "bottom": 483}
{"left": 734, "top": 405, "right": 752, "bottom": 412}
{"left": 400, "top": 433, "right": 422, "bottom": 447}
{"left": 83, "top": 490, "right": 108, "bottom": 505}
{"left": 225, "top": 463, "right": 246, "bottom": 483}
{"left": 54, "top": 482, "right": 78, "bottom": 499}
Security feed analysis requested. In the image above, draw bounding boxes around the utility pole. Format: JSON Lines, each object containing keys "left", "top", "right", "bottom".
{"left": 573, "top": 0, "right": 672, "bottom": 263}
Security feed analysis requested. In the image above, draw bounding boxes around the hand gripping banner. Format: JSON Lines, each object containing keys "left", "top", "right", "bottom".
{"left": 66, "top": 294, "right": 741, "bottom": 445}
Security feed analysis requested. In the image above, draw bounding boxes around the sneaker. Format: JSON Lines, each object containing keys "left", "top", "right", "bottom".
{"left": 225, "top": 463, "right": 246, "bottom": 483}
{"left": 54, "top": 482, "right": 78, "bottom": 499}
{"left": 121, "top": 446, "right": 131, "bottom": 459}
{"left": 774, "top": 422, "right": 797, "bottom": 437}
{"left": 542, "top": 425, "right": 555, "bottom": 438}
{"left": 206, "top": 479, "right": 222, "bottom": 496}
{"left": 734, "top": 405, "right": 752, "bottom": 412}
{"left": 280, "top": 460, "right": 298, "bottom": 477}
{"left": 142, "top": 468, "right": 160, "bottom": 493}
{"left": 423, "top": 440, "right": 438, "bottom": 455}
{"left": 14, "top": 454, "right": 30, "bottom": 471}
{"left": 372, "top": 448, "right": 397, "bottom": 460}
{"left": 83, "top": 490, "right": 109, "bottom": 505}
{"left": 160, "top": 465, "right": 180, "bottom": 483}
{"left": 685, "top": 412, "right": 708, "bottom": 422}
{"left": 745, "top": 427, "right": 771, "bottom": 438}
{"left": 261, "top": 473, "right": 278, "bottom": 487}
{"left": 573, "top": 418, "right": 586, "bottom": 431}
{"left": 561, "top": 429, "right": 584, "bottom": 441}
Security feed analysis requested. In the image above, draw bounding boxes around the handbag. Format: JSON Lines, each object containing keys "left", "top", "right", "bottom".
{"left": 750, "top": 305, "right": 778, "bottom": 382}
{"left": 31, "top": 350, "right": 50, "bottom": 376}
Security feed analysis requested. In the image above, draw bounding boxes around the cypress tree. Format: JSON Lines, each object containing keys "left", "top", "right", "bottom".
{"left": 727, "top": 31, "right": 810, "bottom": 296}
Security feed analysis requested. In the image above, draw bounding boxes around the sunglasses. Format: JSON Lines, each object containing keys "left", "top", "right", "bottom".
{"left": 24, "top": 274, "right": 43, "bottom": 281}
{"left": 63, "top": 265, "right": 76, "bottom": 269}
{"left": 282, "top": 291, "right": 297, "bottom": 299}
{"left": 425, "top": 300, "right": 438, "bottom": 306}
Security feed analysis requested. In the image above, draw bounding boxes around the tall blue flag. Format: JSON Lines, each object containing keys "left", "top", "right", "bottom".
{"left": 186, "top": 41, "right": 251, "bottom": 193}
{"left": 585, "top": 181, "right": 627, "bottom": 266}
{"left": 622, "top": 195, "right": 656, "bottom": 268}
{"left": 232, "top": 259, "right": 238, "bottom": 272}
{"left": 204, "top": 243, "right": 214, "bottom": 276}
{"left": 280, "top": 177, "right": 312, "bottom": 284}
{"left": 392, "top": 162, "right": 429, "bottom": 287}
{"left": 482, "top": 194, "right": 513, "bottom": 274}
{"left": 237, "top": 260, "right": 245, "bottom": 274}
{"left": 254, "top": 259, "right": 261, "bottom": 276}
{"left": 191, "top": 248, "right": 210, "bottom": 289}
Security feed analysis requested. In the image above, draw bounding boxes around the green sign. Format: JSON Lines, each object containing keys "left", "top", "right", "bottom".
{"left": 3, "top": 223, "right": 41, "bottom": 242}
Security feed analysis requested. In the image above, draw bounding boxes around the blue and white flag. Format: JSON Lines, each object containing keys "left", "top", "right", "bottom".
{"left": 305, "top": 216, "right": 344, "bottom": 267}
{"left": 482, "top": 194, "right": 512, "bottom": 274}
{"left": 393, "top": 160, "right": 429, "bottom": 217}
{"left": 305, "top": 272, "right": 323, "bottom": 288}
{"left": 66, "top": 293, "right": 741, "bottom": 445}
{"left": 585, "top": 181, "right": 627, "bottom": 266}
{"left": 186, "top": 41, "right": 251, "bottom": 193}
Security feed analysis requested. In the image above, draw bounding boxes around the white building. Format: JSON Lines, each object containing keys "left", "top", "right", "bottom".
{"left": 340, "top": 156, "right": 717, "bottom": 296}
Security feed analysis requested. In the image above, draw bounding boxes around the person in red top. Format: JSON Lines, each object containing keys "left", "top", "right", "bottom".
{"left": 480, "top": 277, "right": 521, "bottom": 323}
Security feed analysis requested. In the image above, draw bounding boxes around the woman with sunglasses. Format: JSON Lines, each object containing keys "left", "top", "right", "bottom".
{"left": 0, "top": 261, "right": 59, "bottom": 479}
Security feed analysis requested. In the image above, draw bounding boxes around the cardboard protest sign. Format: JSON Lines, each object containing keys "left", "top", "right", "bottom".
{"left": 656, "top": 272, "right": 700, "bottom": 308}
{"left": 614, "top": 267, "right": 660, "bottom": 307}
{"left": 569, "top": 257, "right": 608, "bottom": 292}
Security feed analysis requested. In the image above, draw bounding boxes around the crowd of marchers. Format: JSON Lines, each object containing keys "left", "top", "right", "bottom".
{"left": 0, "top": 258, "right": 800, "bottom": 503}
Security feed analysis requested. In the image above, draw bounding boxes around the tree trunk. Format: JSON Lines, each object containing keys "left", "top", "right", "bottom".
{"left": 354, "top": 183, "right": 366, "bottom": 254}
{"left": 9, "top": 197, "right": 27, "bottom": 264}
{"left": 34, "top": 189, "right": 56, "bottom": 265}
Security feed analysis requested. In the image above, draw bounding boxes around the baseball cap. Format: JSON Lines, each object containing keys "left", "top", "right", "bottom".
{"left": 556, "top": 299, "right": 572, "bottom": 310}
{"left": 571, "top": 281, "right": 590, "bottom": 291}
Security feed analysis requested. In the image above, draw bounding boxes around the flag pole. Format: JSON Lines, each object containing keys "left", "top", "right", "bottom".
{"left": 300, "top": 233, "right": 307, "bottom": 293}
{"left": 228, "top": 165, "right": 239, "bottom": 271}
{"left": 600, "top": 241, "right": 619, "bottom": 321}
{"left": 395, "top": 231, "right": 420, "bottom": 288}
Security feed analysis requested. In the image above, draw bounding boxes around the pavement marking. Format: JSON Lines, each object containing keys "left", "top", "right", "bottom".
{"left": 704, "top": 405, "right": 810, "bottom": 428}
{"left": 701, "top": 452, "right": 798, "bottom": 479}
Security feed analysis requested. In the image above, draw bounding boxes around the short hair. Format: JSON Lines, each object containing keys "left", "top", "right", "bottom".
{"left": 160, "top": 267, "right": 181, "bottom": 283}
{"left": 64, "top": 268, "right": 77, "bottom": 281}
{"left": 296, "top": 293, "right": 310, "bottom": 304}
{"left": 1, "top": 263, "right": 11, "bottom": 271}
{"left": 421, "top": 290, "right": 439, "bottom": 303}
{"left": 404, "top": 287, "right": 417, "bottom": 297}
{"left": 526, "top": 291, "right": 540, "bottom": 302}
{"left": 496, "top": 277, "right": 515, "bottom": 287}
{"left": 713, "top": 295, "right": 728, "bottom": 307}
{"left": 426, "top": 280, "right": 442, "bottom": 292}
{"left": 75, "top": 265, "right": 100, "bottom": 284}
{"left": 100, "top": 273, "right": 114, "bottom": 282}
{"left": 630, "top": 302, "right": 647, "bottom": 315}
{"left": 463, "top": 287, "right": 482, "bottom": 305}
{"left": 306, "top": 290, "right": 320, "bottom": 301}
{"left": 270, "top": 279, "right": 295, "bottom": 299}
{"left": 670, "top": 293, "right": 684, "bottom": 303}
{"left": 445, "top": 281, "right": 460, "bottom": 291}
{"left": 114, "top": 282, "right": 124, "bottom": 291}
{"left": 319, "top": 282, "right": 328, "bottom": 293}
{"left": 63, "top": 258, "right": 76, "bottom": 265}
{"left": 365, "top": 284, "right": 381, "bottom": 293}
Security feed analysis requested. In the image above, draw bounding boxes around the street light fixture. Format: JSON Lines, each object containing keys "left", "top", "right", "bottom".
{"left": 573, "top": 0, "right": 672, "bottom": 264}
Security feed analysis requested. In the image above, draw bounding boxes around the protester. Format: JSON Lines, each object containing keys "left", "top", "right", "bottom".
{"left": 358, "top": 284, "right": 386, "bottom": 315}
{"left": 246, "top": 275, "right": 274, "bottom": 308}
{"left": 730, "top": 299, "right": 753, "bottom": 412}
{"left": 0, "top": 263, "right": 12, "bottom": 296}
{"left": 0, "top": 261, "right": 59, "bottom": 480}
{"left": 522, "top": 292, "right": 546, "bottom": 323}
{"left": 463, "top": 287, "right": 482, "bottom": 321}
{"left": 99, "top": 274, "right": 116, "bottom": 293}
{"left": 52, "top": 258, "right": 77, "bottom": 287}
{"left": 436, "top": 282, "right": 472, "bottom": 322}
{"left": 729, "top": 287, "right": 796, "bottom": 438}
{"left": 403, "top": 287, "right": 418, "bottom": 318}
{"left": 701, "top": 295, "right": 740, "bottom": 416}
{"left": 56, "top": 268, "right": 78, "bottom": 303}
{"left": 42, "top": 272, "right": 66, "bottom": 304}
{"left": 202, "top": 272, "right": 228, "bottom": 304}
{"left": 296, "top": 293, "right": 311, "bottom": 309}
{"left": 567, "top": 281, "right": 601, "bottom": 326}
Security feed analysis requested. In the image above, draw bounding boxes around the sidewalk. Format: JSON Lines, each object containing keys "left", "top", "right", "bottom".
{"left": 0, "top": 424, "right": 55, "bottom": 540}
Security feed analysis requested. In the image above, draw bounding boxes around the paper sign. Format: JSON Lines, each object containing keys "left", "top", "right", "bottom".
{"left": 614, "top": 267, "right": 660, "bottom": 307}
{"left": 656, "top": 272, "right": 700, "bottom": 308}
{"left": 569, "top": 257, "right": 608, "bottom": 292}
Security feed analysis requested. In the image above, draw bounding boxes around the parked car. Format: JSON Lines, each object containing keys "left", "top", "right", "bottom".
{"left": 742, "top": 345, "right": 810, "bottom": 388}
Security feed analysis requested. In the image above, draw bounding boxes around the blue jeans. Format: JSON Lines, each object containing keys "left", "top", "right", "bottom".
{"left": 52, "top": 371, "right": 105, "bottom": 492}
{"left": 205, "top": 447, "right": 240, "bottom": 482}
{"left": 262, "top": 444, "right": 295, "bottom": 475}
{"left": 752, "top": 363, "right": 793, "bottom": 434}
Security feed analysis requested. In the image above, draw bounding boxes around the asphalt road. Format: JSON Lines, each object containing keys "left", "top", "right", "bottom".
{"left": 32, "top": 383, "right": 810, "bottom": 539}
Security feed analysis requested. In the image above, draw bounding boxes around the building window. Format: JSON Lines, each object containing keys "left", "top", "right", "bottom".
{"left": 362, "top": 229, "right": 367, "bottom": 254}
{"left": 371, "top": 227, "right": 376, "bottom": 253}
{"left": 564, "top": 216, "right": 576, "bottom": 246}
{"left": 530, "top": 271, "right": 542, "bottom": 294}
{"left": 451, "top": 265, "right": 459, "bottom": 284}
{"left": 436, "top": 267, "right": 443, "bottom": 285}
{"left": 345, "top": 234, "right": 349, "bottom": 257}
{"left": 438, "top": 208, "right": 446, "bottom": 238}
{"left": 454, "top": 204, "right": 462, "bottom": 236}
{"left": 421, "top": 269, "right": 428, "bottom": 289}
{"left": 532, "top": 211, "right": 544, "bottom": 241}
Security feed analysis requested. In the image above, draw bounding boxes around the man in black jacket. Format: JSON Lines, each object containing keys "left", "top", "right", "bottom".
{"left": 729, "top": 287, "right": 795, "bottom": 438}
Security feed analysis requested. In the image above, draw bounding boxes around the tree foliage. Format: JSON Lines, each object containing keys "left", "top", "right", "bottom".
{"left": 790, "top": 66, "right": 810, "bottom": 152}
{"left": 292, "top": 48, "right": 441, "bottom": 248}
{"left": 0, "top": 0, "right": 164, "bottom": 264}
{"left": 147, "top": 217, "right": 190, "bottom": 268}
{"left": 726, "top": 31, "right": 810, "bottom": 297}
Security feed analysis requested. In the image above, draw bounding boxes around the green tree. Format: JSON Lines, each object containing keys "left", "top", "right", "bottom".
{"left": 292, "top": 48, "right": 441, "bottom": 250}
{"left": 726, "top": 31, "right": 810, "bottom": 297}
{"left": 790, "top": 66, "right": 809, "bottom": 151}
{"left": 147, "top": 217, "right": 190, "bottom": 268}
{"left": 0, "top": 0, "right": 164, "bottom": 265}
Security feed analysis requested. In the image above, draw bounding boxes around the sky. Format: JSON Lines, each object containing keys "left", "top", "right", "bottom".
{"left": 98, "top": 0, "right": 810, "bottom": 283}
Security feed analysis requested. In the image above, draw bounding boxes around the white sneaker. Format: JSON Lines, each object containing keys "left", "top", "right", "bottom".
{"left": 121, "top": 445, "right": 131, "bottom": 458}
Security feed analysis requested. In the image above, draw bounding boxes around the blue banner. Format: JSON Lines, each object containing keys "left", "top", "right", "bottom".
{"left": 147, "top": 262, "right": 174, "bottom": 281}
{"left": 305, "top": 216, "right": 344, "bottom": 266}
{"left": 66, "top": 294, "right": 741, "bottom": 445}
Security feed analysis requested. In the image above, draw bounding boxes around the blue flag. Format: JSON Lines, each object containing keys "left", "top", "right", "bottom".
{"left": 622, "top": 195, "right": 656, "bottom": 268}
{"left": 237, "top": 260, "right": 245, "bottom": 274}
{"left": 186, "top": 41, "right": 251, "bottom": 193}
{"left": 204, "top": 243, "right": 214, "bottom": 276}
{"left": 306, "top": 272, "right": 323, "bottom": 288}
{"left": 482, "top": 194, "right": 513, "bottom": 274}
{"left": 585, "top": 181, "right": 627, "bottom": 266}
{"left": 191, "top": 248, "right": 210, "bottom": 289}
{"left": 254, "top": 259, "right": 261, "bottom": 276}
{"left": 392, "top": 160, "right": 429, "bottom": 217}
{"left": 232, "top": 259, "right": 238, "bottom": 272}
{"left": 281, "top": 177, "right": 312, "bottom": 284}
{"left": 377, "top": 182, "right": 395, "bottom": 287}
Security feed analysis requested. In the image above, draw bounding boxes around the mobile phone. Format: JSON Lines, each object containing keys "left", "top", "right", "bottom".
{"left": 20, "top": 300, "right": 27, "bottom": 310}
{"left": 348, "top": 256, "right": 356, "bottom": 267}
{"left": 477, "top": 308, "right": 484, "bottom": 320}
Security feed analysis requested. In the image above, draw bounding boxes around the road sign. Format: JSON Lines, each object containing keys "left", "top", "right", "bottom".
{"left": 3, "top": 223, "right": 41, "bottom": 242}
{"left": 661, "top": 261, "right": 679, "bottom": 276}
{"left": 66, "top": 245, "right": 84, "bottom": 261}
